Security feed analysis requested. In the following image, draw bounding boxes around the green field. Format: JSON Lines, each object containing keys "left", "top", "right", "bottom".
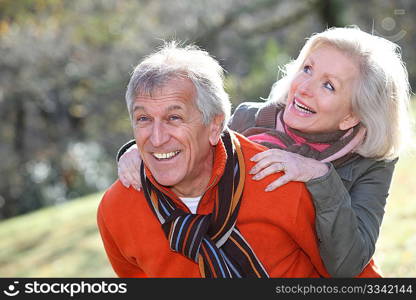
{"left": 0, "top": 149, "right": 415, "bottom": 278}
{"left": 0, "top": 193, "right": 114, "bottom": 277}
{"left": 373, "top": 151, "right": 416, "bottom": 277}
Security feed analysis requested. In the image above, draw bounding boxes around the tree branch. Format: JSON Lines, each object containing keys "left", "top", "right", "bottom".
{"left": 239, "top": 0, "right": 319, "bottom": 36}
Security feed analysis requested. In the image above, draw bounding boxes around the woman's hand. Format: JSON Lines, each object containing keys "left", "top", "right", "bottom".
{"left": 249, "top": 149, "right": 329, "bottom": 191}
{"left": 118, "top": 145, "right": 142, "bottom": 191}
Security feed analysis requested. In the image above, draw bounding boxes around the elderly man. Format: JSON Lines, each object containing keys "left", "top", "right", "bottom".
{"left": 97, "top": 43, "right": 378, "bottom": 278}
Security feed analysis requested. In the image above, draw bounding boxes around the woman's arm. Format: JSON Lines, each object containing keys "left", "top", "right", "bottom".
{"left": 306, "top": 158, "right": 397, "bottom": 277}
{"left": 117, "top": 141, "right": 142, "bottom": 190}
{"left": 116, "top": 140, "right": 136, "bottom": 161}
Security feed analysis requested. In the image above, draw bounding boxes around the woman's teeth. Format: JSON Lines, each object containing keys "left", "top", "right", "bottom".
{"left": 153, "top": 151, "right": 180, "bottom": 160}
{"left": 294, "top": 99, "right": 316, "bottom": 114}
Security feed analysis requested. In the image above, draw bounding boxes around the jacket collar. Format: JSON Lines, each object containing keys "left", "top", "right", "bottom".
{"left": 336, "top": 162, "right": 353, "bottom": 181}
{"left": 255, "top": 101, "right": 280, "bottom": 128}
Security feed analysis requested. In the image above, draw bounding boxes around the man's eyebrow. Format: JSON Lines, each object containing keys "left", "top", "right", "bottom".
{"left": 133, "top": 105, "right": 145, "bottom": 113}
{"left": 133, "top": 104, "right": 184, "bottom": 113}
{"left": 167, "top": 105, "right": 184, "bottom": 112}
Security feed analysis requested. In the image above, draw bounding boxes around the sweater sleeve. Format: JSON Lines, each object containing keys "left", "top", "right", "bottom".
{"left": 97, "top": 201, "right": 147, "bottom": 278}
{"left": 306, "top": 159, "right": 396, "bottom": 277}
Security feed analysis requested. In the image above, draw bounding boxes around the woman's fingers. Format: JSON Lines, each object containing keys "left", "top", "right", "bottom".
{"left": 249, "top": 150, "right": 329, "bottom": 191}
{"left": 130, "top": 155, "right": 143, "bottom": 191}
{"left": 249, "top": 153, "right": 284, "bottom": 175}
{"left": 123, "top": 161, "right": 141, "bottom": 190}
{"left": 131, "top": 166, "right": 142, "bottom": 191}
{"left": 265, "top": 175, "right": 291, "bottom": 192}
{"left": 252, "top": 163, "right": 286, "bottom": 180}
{"left": 118, "top": 146, "right": 143, "bottom": 191}
{"left": 122, "top": 168, "right": 138, "bottom": 188}
{"left": 118, "top": 172, "right": 131, "bottom": 188}
{"left": 250, "top": 149, "right": 282, "bottom": 162}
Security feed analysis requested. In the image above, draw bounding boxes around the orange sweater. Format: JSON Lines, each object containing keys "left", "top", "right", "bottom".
{"left": 97, "top": 132, "right": 380, "bottom": 278}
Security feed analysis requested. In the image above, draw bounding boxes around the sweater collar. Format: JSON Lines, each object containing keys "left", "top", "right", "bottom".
{"left": 255, "top": 101, "right": 281, "bottom": 129}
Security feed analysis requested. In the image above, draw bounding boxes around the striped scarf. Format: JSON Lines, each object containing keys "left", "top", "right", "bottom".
{"left": 140, "top": 130, "right": 269, "bottom": 278}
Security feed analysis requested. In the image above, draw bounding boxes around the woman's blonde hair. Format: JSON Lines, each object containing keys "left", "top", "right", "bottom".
{"left": 268, "top": 26, "right": 413, "bottom": 160}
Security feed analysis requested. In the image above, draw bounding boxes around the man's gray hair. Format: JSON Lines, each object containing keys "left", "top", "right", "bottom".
{"left": 268, "top": 26, "right": 413, "bottom": 160}
{"left": 125, "top": 42, "right": 231, "bottom": 130}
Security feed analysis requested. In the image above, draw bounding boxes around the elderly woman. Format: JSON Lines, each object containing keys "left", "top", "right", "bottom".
{"left": 116, "top": 26, "right": 412, "bottom": 277}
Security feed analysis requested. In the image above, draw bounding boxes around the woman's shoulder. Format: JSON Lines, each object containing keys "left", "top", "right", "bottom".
{"left": 235, "top": 101, "right": 265, "bottom": 110}
{"left": 233, "top": 101, "right": 265, "bottom": 119}
{"left": 336, "top": 155, "right": 398, "bottom": 182}
{"left": 349, "top": 156, "right": 398, "bottom": 168}
{"left": 228, "top": 101, "right": 264, "bottom": 133}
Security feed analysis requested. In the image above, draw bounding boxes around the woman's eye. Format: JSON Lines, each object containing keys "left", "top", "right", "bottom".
{"left": 324, "top": 81, "right": 335, "bottom": 91}
{"left": 303, "top": 65, "right": 312, "bottom": 74}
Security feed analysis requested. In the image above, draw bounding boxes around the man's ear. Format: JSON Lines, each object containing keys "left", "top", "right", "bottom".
{"left": 209, "top": 114, "right": 225, "bottom": 146}
{"left": 339, "top": 113, "right": 360, "bottom": 131}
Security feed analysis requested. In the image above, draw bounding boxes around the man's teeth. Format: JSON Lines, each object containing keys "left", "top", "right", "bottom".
{"left": 294, "top": 99, "right": 316, "bottom": 114}
{"left": 153, "top": 151, "right": 180, "bottom": 160}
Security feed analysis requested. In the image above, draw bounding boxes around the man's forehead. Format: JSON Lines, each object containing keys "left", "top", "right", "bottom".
{"left": 133, "top": 81, "right": 198, "bottom": 113}
{"left": 138, "top": 76, "right": 195, "bottom": 97}
{"left": 140, "top": 77, "right": 195, "bottom": 95}
{"left": 133, "top": 102, "right": 185, "bottom": 113}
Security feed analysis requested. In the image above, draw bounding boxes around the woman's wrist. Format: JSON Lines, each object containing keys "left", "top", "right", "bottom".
{"left": 311, "top": 160, "right": 330, "bottom": 179}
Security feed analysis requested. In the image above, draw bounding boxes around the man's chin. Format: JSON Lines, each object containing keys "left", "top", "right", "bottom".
{"left": 151, "top": 173, "right": 181, "bottom": 187}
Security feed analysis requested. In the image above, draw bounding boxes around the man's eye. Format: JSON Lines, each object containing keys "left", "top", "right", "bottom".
{"left": 323, "top": 81, "right": 335, "bottom": 91}
{"left": 136, "top": 116, "right": 150, "bottom": 122}
{"left": 168, "top": 115, "right": 182, "bottom": 122}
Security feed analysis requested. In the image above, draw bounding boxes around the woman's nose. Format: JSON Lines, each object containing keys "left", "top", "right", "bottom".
{"left": 298, "top": 78, "right": 314, "bottom": 97}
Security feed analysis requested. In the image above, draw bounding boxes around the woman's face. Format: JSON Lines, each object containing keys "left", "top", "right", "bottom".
{"left": 283, "top": 45, "right": 360, "bottom": 133}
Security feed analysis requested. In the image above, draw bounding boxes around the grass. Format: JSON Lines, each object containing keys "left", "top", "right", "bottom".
{"left": 372, "top": 101, "right": 416, "bottom": 277}
{"left": 373, "top": 152, "right": 416, "bottom": 277}
{"left": 0, "top": 193, "right": 114, "bottom": 277}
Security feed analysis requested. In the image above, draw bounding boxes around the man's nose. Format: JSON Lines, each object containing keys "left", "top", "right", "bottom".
{"left": 149, "top": 121, "right": 169, "bottom": 147}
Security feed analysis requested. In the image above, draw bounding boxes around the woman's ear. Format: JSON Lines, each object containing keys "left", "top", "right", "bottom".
{"left": 339, "top": 113, "right": 360, "bottom": 130}
{"left": 209, "top": 114, "right": 225, "bottom": 146}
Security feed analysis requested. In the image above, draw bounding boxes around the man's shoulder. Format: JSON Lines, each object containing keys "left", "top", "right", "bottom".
{"left": 234, "top": 131, "right": 268, "bottom": 154}
{"left": 235, "top": 132, "right": 309, "bottom": 199}
{"left": 99, "top": 180, "right": 143, "bottom": 216}
{"left": 234, "top": 131, "right": 314, "bottom": 223}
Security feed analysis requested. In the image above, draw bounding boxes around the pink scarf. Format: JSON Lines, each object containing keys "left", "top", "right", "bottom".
{"left": 242, "top": 110, "right": 366, "bottom": 167}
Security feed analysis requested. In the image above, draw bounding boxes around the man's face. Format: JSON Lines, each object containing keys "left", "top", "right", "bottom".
{"left": 131, "top": 77, "right": 223, "bottom": 197}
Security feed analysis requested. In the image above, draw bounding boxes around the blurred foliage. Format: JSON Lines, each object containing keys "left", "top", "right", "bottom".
{"left": 0, "top": 0, "right": 415, "bottom": 219}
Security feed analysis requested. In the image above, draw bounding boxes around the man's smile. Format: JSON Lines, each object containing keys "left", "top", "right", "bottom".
{"left": 152, "top": 150, "right": 181, "bottom": 160}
